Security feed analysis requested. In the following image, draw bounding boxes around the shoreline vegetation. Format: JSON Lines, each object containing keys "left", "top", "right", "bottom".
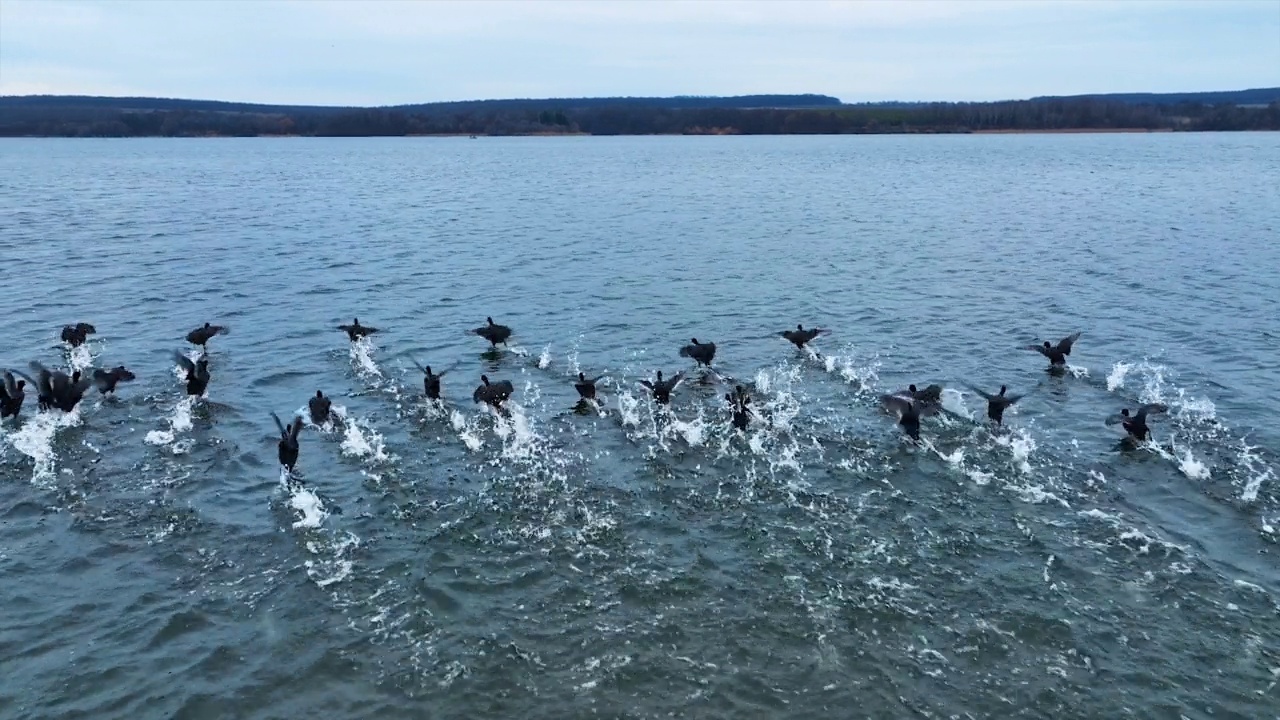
{"left": 1, "top": 90, "right": 1277, "bottom": 138}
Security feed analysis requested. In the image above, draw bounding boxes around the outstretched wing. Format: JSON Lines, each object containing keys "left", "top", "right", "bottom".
{"left": 2, "top": 371, "right": 17, "bottom": 396}
{"left": 965, "top": 384, "right": 996, "bottom": 402}
{"left": 668, "top": 371, "right": 686, "bottom": 390}
{"left": 1025, "top": 344, "right": 1051, "bottom": 358}
{"left": 638, "top": 380, "right": 655, "bottom": 390}
{"left": 1105, "top": 412, "right": 1128, "bottom": 426}
{"left": 271, "top": 411, "right": 287, "bottom": 437}
{"left": 407, "top": 356, "right": 428, "bottom": 374}
{"left": 91, "top": 368, "right": 114, "bottom": 392}
{"left": 1136, "top": 403, "right": 1168, "bottom": 421}
{"left": 1003, "top": 393, "right": 1025, "bottom": 406}
{"left": 28, "top": 362, "right": 55, "bottom": 396}
{"left": 1057, "top": 332, "right": 1082, "bottom": 355}
{"left": 678, "top": 345, "right": 694, "bottom": 358}
{"left": 879, "top": 394, "right": 912, "bottom": 418}
{"left": 289, "top": 416, "right": 304, "bottom": 440}
{"left": 172, "top": 351, "right": 196, "bottom": 375}
{"left": 437, "top": 362, "right": 460, "bottom": 378}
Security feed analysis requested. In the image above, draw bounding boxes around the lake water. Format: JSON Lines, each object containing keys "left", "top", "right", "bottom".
{"left": 1, "top": 133, "right": 1278, "bottom": 718}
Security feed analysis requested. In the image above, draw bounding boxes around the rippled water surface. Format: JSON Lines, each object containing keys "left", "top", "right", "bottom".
{"left": 2, "top": 134, "right": 1279, "bottom": 718}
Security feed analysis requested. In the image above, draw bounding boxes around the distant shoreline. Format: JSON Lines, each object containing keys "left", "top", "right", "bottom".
{"left": 969, "top": 127, "right": 1176, "bottom": 134}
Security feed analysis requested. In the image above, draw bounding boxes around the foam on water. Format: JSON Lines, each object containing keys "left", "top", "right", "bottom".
{"left": 993, "top": 427, "right": 1038, "bottom": 475}
{"left": 537, "top": 346, "right": 552, "bottom": 370}
{"left": 448, "top": 409, "right": 485, "bottom": 451}
{"left": 285, "top": 479, "right": 330, "bottom": 530}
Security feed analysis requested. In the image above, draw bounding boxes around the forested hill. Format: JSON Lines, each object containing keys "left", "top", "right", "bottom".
{"left": 0, "top": 90, "right": 1276, "bottom": 137}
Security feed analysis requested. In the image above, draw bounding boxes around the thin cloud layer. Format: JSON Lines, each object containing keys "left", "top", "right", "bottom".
{"left": 1, "top": 0, "right": 1276, "bottom": 105}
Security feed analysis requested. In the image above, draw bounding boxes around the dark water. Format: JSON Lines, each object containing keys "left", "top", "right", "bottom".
{"left": 2, "top": 134, "right": 1279, "bottom": 719}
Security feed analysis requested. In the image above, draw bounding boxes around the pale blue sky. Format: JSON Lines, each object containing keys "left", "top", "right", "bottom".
{"left": 1, "top": 0, "right": 1277, "bottom": 105}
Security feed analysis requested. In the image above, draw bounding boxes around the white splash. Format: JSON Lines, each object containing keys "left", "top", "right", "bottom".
{"left": 288, "top": 485, "right": 329, "bottom": 529}
{"left": 1175, "top": 445, "right": 1211, "bottom": 480}
{"left": 67, "top": 345, "right": 95, "bottom": 374}
{"left": 537, "top": 346, "right": 552, "bottom": 370}
{"left": 349, "top": 337, "right": 382, "bottom": 377}
{"left": 449, "top": 409, "right": 484, "bottom": 451}
{"left": 1238, "top": 441, "right": 1275, "bottom": 503}
{"left": 994, "top": 427, "right": 1037, "bottom": 475}
{"left": 7, "top": 407, "right": 83, "bottom": 483}
{"left": 145, "top": 396, "right": 195, "bottom": 447}
{"left": 1106, "top": 362, "right": 1131, "bottom": 392}
{"left": 341, "top": 415, "right": 394, "bottom": 463}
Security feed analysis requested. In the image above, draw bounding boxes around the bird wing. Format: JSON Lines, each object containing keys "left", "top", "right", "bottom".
{"left": 1057, "top": 332, "right": 1082, "bottom": 355}
{"left": 472, "top": 385, "right": 486, "bottom": 403}
{"left": 668, "top": 371, "right": 686, "bottom": 390}
{"left": 965, "top": 384, "right": 996, "bottom": 402}
{"left": 678, "top": 345, "right": 695, "bottom": 358}
{"left": 1026, "top": 344, "right": 1051, "bottom": 358}
{"left": 271, "top": 411, "right": 287, "bottom": 437}
{"left": 1003, "top": 393, "right": 1025, "bottom": 405}
{"left": 879, "top": 394, "right": 912, "bottom": 417}
{"left": 2, "top": 371, "right": 17, "bottom": 396}
{"left": 1136, "top": 403, "right": 1169, "bottom": 421}
{"left": 1105, "top": 412, "right": 1128, "bottom": 426}
{"left": 407, "top": 356, "right": 428, "bottom": 374}
{"left": 172, "top": 351, "right": 196, "bottom": 375}
{"left": 28, "top": 362, "right": 56, "bottom": 396}
{"left": 91, "top": 368, "right": 114, "bottom": 392}
{"left": 70, "top": 375, "right": 93, "bottom": 397}
{"left": 289, "top": 416, "right": 304, "bottom": 440}
{"left": 638, "top": 380, "right": 655, "bottom": 390}
{"left": 437, "top": 362, "right": 461, "bottom": 378}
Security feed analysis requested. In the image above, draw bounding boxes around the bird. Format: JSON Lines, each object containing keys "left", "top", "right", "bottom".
{"left": 272, "top": 411, "right": 304, "bottom": 471}
{"left": 780, "top": 324, "right": 829, "bottom": 350}
{"left": 1027, "top": 332, "right": 1081, "bottom": 366}
{"left": 898, "top": 383, "right": 943, "bottom": 405}
{"left": 60, "top": 322, "right": 97, "bottom": 347}
{"left": 880, "top": 393, "right": 940, "bottom": 441}
{"left": 337, "top": 318, "right": 379, "bottom": 342}
{"left": 472, "top": 375, "right": 514, "bottom": 408}
{"left": 639, "top": 370, "right": 684, "bottom": 405}
{"left": 679, "top": 338, "right": 717, "bottom": 367}
{"left": 726, "top": 385, "right": 752, "bottom": 430}
{"left": 27, "top": 363, "right": 92, "bottom": 412}
{"left": 1106, "top": 403, "right": 1169, "bottom": 442}
{"left": 473, "top": 317, "right": 512, "bottom": 347}
{"left": 172, "top": 351, "right": 210, "bottom": 396}
{"left": 966, "top": 384, "right": 1023, "bottom": 425}
{"left": 186, "top": 322, "right": 229, "bottom": 348}
{"left": 92, "top": 366, "right": 137, "bottom": 395}
{"left": 409, "top": 358, "right": 454, "bottom": 400}
{"left": 0, "top": 371, "right": 26, "bottom": 419}
{"left": 574, "top": 372, "right": 604, "bottom": 400}
{"left": 308, "top": 390, "right": 332, "bottom": 425}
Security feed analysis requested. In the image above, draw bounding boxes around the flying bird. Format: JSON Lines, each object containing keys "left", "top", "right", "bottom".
{"left": 1027, "top": 332, "right": 1081, "bottom": 366}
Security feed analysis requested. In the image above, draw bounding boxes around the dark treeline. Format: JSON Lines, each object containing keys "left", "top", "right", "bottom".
{"left": 1, "top": 91, "right": 1278, "bottom": 137}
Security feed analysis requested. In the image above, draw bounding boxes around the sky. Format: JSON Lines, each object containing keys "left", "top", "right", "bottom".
{"left": 1, "top": 0, "right": 1277, "bottom": 106}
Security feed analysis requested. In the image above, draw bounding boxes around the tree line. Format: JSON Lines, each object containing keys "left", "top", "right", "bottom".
{"left": 1, "top": 96, "right": 1277, "bottom": 137}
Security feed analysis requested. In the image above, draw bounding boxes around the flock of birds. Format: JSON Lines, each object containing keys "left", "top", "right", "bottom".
{"left": 0, "top": 318, "right": 1169, "bottom": 475}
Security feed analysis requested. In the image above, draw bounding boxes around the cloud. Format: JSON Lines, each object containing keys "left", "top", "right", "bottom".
{"left": 1, "top": 0, "right": 1276, "bottom": 104}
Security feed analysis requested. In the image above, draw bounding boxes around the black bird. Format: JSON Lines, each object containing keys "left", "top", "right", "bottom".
{"left": 60, "top": 322, "right": 97, "bottom": 347}
{"left": 679, "top": 338, "right": 717, "bottom": 367}
{"left": 726, "top": 385, "right": 753, "bottom": 430}
{"left": 473, "top": 317, "right": 512, "bottom": 347}
{"left": 472, "top": 375, "right": 514, "bottom": 408}
{"left": 92, "top": 366, "right": 137, "bottom": 395}
{"left": 966, "top": 384, "right": 1023, "bottom": 425}
{"left": 410, "top": 358, "right": 454, "bottom": 400}
{"left": 309, "top": 390, "right": 332, "bottom": 425}
{"left": 0, "top": 371, "right": 26, "bottom": 419}
{"left": 337, "top": 318, "right": 379, "bottom": 342}
{"left": 899, "top": 383, "right": 943, "bottom": 405}
{"left": 27, "top": 363, "right": 91, "bottom": 412}
{"left": 1027, "top": 332, "right": 1081, "bottom": 366}
{"left": 186, "top": 322, "right": 229, "bottom": 348}
{"left": 880, "top": 394, "right": 940, "bottom": 441}
{"left": 575, "top": 372, "right": 604, "bottom": 400}
{"left": 1106, "top": 403, "right": 1169, "bottom": 442}
{"left": 272, "top": 411, "right": 304, "bottom": 471}
{"left": 781, "top": 324, "right": 829, "bottom": 350}
{"left": 173, "top": 352, "right": 210, "bottom": 396}
{"left": 639, "top": 370, "right": 685, "bottom": 405}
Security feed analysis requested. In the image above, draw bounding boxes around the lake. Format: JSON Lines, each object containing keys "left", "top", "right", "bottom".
{"left": 1, "top": 133, "right": 1278, "bottom": 718}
